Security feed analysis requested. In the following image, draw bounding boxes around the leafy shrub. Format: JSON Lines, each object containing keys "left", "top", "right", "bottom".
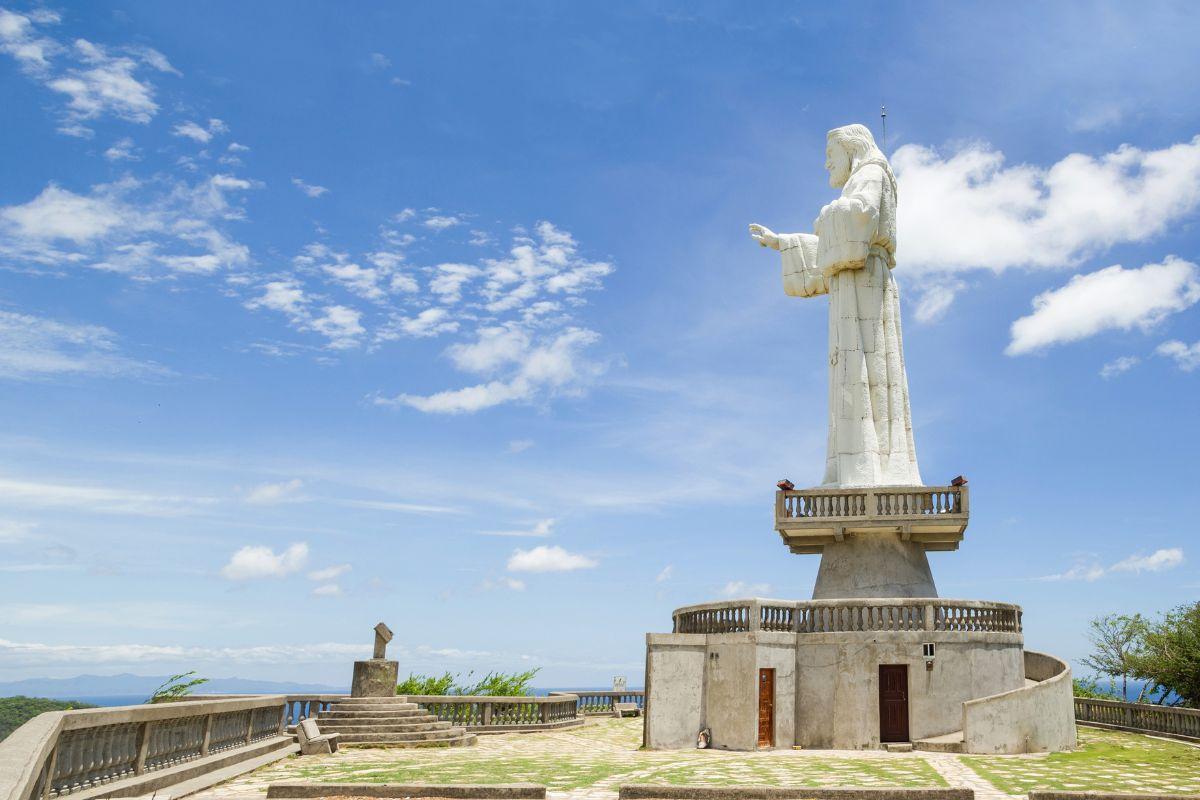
{"left": 148, "top": 671, "right": 209, "bottom": 703}
{"left": 1074, "top": 677, "right": 1121, "bottom": 700}
{"left": 396, "top": 668, "right": 540, "bottom": 697}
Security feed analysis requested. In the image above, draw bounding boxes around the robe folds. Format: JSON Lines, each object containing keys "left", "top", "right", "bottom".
{"left": 777, "top": 160, "right": 922, "bottom": 488}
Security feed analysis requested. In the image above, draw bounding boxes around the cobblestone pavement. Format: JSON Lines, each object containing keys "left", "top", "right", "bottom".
{"left": 191, "top": 719, "right": 1198, "bottom": 800}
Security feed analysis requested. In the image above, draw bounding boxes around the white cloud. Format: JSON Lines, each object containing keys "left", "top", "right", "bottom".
{"left": 368, "top": 52, "right": 391, "bottom": 69}
{"left": 379, "top": 326, "right": 602, "bottom": 414}
{"left": 0, "top": 520, "right": 35, "bottom": 544}
{"left": 720, "top": 581, "right": 771, "bottom": 598}
{"left": 227, "top": 142, "right": 250, "bottom": 153}
{"left": 103, "top": 137, "right": 139, "bottom": 161}
{"left": 481, "top": 518, "right": 555, "bottom": 537}
{"left": 895, "top": 136, "right": 1200, "bottom": 276}
{"left": 0, "top": 476, "right": 212, "bottom": 516}
{"left": 310, "top": 306, "right": 364, "bottom": 349}
{"left": 292, "top": 177, "right": 329, "bottom": 198}
{"left": 1039, "top": 547, "right": 1184, "bottom": 582}
{"left": 380, "top": 308, "right": 458, "bottom": 339}
{"left": 423, "top": 214, "right": 462, "bottom": 230}
{"left": 1007, "top": 258, "right": 1200, "bottom": 355}
{"left": 173, "top": 118, "right": 227, "bottom": 144}
{"left": 506, "top": 545, "right": 597, "bottom": 573}
{"left": 246, "top": 280, "right": 308, "bottom": 318}
{"left": 220, "top": 542, "right": 309, "bottom": 580}
{"left": 656, "top": 565, "right": 674, "bottom": 583}
{"left": 0, "top": 637, "right": 367, "bottom": 667}
{"left": 312, "top": 583, "right": 342, "bottom": 597}
{"left": 308, "top": 564, "right": 351, "bottom": 581}
{"left": 0, "top": 309, "right": 166, "bottom": 380}
{"left": 507, "top": 439, "right": 534, "bottom": 453}
{"left": 482, "top": 576, "right": 526, "bottom": 591}
{"left": 244, "top": 478, "right": 303, "bottom": 505}
{"left": 429, "top": 263, "right": 480, "bottom": 303}
{"left": 1099, "top": 356, "right": 1140, "bottom": 379}
{"left": 1156, "top": 339, "right": 1200, "bottom": 372}
{"left": 0, "top": 176, "right": 254, "bottom": 275}
{"left": 0, "top": 8, "right": 61, "bottom": 74}
{"left": 911, "top": 279, "right": 965, "bottom": 324}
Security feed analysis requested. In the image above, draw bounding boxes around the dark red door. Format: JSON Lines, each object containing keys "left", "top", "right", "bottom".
{"left": 878, "top": 664, "right": 909, "bottom": 743}
{"left": 757, "top": 668, "right": 775, "bottom": 747}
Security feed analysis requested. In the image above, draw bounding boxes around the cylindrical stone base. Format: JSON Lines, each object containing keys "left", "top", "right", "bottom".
{"left": 351, "top": 659, "right": 399, "bottom": 697}
{"left": 813, "top": 534, "right": 937, "bottom": 599}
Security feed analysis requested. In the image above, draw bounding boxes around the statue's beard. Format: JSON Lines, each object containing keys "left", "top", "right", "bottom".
{"left": 828, "top": 170, "right": 849, "bottom": 189}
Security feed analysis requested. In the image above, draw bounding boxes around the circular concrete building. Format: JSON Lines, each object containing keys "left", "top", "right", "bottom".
{"left": 643, "top": 483, "right": 1077, "bottom": 754}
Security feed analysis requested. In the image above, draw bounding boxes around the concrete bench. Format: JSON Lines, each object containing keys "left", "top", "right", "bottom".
{"left": 297, "top": 718, "right": 340, "bottom": 755}
{"left": 613, "top": 702, "right": 641, "bottom": 718}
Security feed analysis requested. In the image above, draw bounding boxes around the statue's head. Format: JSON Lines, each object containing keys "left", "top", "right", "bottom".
{"left": 826, "top": 124, "right": 885, "bottom": 189}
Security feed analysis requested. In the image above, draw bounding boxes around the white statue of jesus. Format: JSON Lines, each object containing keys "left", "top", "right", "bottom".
{"left": 749, "top": 124, "right": 922, "bottom": 488}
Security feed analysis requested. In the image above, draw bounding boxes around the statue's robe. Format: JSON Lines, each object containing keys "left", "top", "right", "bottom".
{"left": 777, "top": 160, "right": 922, "bottom": 488}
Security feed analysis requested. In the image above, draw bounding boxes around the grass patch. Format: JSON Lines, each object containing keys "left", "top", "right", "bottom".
{"left": 645, "top": 757, "right": 947, "bottom": 788}
{"left": 280, "top": 757, "right": 641, "bottom": 791}
{"left": 962, "top": 727, "right": 1200, "bottom": 795}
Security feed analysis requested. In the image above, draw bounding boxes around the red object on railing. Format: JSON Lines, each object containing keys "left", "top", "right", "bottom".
{"left": 777, "top": 479, "right": 795, "bottom": 491}
{"left": 950, "top": 475, "right": 968, "bottom": 487}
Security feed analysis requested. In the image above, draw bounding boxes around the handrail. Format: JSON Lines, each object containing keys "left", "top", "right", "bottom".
{"left": 671, "top": 597, "right": 1022, "bottom": 635}
{"left": 777, "top": 484, "right": 967, "bottom": 521}
{"left": 0, "top": 696, "right": 287, "bottom": 800}
{"left": 1074, "top": 696, "right": 1200, "bottom": 742}
{"left": 406, "top": 694, "right": 581, "bottom": 729}
{"left": 548, "top": 690, "right": 645, "bottom": 714}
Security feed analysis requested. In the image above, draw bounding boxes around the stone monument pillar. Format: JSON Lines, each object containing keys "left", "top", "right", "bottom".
{"left": 351, "top": 621, "right": 399, "bottom": 697}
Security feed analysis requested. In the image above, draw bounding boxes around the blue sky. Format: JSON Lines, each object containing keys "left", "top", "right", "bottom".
{"left": 0, "top": 2, "right": 1198, "bottom": 688}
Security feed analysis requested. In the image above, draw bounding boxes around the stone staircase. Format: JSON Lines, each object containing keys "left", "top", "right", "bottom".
{"left": 913, "top": 730, "right": 965, "bottom": 753}
{"left": 316, "top": 697, "right": 478, "bottom": 747}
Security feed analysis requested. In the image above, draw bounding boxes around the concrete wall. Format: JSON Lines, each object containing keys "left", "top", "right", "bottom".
{"left": 796, "top": 631, "right": 1025, "bottom": 749}
{"left": 961, "top": 650, "right": 1077, "bottom": 754}
{"left": 645, "top": 634, "right": 706, "bottom": 749}
{"left": 648, "top": 629, "right": 1028, "bottom": 751}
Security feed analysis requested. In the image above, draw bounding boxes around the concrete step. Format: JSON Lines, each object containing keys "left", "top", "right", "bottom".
{"left": 320, "top": 706, "right": 425, "bottom": 717}
{"left": 884, "top": 742, "right": 913, "bottom": 752}
{"left": 320, "top": 710, "right": 435, "bottom": 721}
{"left": 338, "top": 730, "right": 478, "bottom": 747}
{"left": 913, "top": 730, "right": 965, "bottom": 753}
{"left": 329, "top": 698, "right": 418, "bottom": 708}
{"left": 318, "top": 721, "right": 453, "bottom": 734}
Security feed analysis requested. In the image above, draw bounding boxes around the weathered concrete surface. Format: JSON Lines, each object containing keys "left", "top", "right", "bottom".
{"left": 961, "top": 650, "right": 1076, "bottom": 754}
{"left": 646, "top": 629, "right": 1025, "bottom": 751}
{"left": 814, "top": 535, "right": 937, "bottom": 599}
{"left": 1029, "top": 794, "right": 1200, "bottom": 800}
{"left": 621, "top": 786, "right": 973, "bottom": 800}
{"left": 644, "top": 633, "right": 705, "bottom": 749}
{"left": 268, "top": 783, "right": 546, "bottom": 799}
{"left": 351, "top": 659, "right": 399, "bottom": 697}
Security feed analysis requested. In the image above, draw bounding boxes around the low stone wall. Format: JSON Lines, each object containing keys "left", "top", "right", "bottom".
{"left": 1029, "top": 793, "right": 1200, "bottom": 800}
{"left": 961, "top": 650, "right": 1076, "bottom": 754}
{"left": 1074, "top": 697, "right": 1200, "bottom": 743}
{"left": 620, "top": 787, "right": 972, "bottom": 800}
{"left": 0, "top": 696, "right": 292, "bottom": 800}
{"left": 548, "top": 690, "right": 645, "bottom": 715}
{"left": 406, "top": 695, "right": 582, "bottom": 733}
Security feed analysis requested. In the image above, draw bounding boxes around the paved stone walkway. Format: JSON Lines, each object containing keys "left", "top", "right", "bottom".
{"left": 191, "top": 719, "right": 1197, "bottom": 800}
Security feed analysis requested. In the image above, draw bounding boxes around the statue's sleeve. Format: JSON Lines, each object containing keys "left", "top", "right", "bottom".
{"left": 816, "top": 166, "right": 882, "bottom": 276}
{"left": 778, "top": 233, "right": 826, "bottom": 297}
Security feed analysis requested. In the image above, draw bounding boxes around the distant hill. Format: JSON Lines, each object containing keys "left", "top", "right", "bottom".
{"left": 0, "top": 673, "right": 346, "bottom": 702}
{"left": 1, "top": 697, "right": 97, "bottom": 742}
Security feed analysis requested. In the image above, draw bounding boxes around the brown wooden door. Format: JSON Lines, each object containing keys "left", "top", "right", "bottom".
{"left": 878, "top": 664, "right": 909, "bottom": 743}
{"left": 757, "top": 668, "right": 775, "bottom": 747}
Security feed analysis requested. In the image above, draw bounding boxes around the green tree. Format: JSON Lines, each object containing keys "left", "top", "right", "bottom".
{"left": 147, "top": 671, "right": 209, "bottom": 703}
{"left": 394, "top": 668, "right": 540, "bottom": 697}
{"left": 1129, "top": 601, "right": 1200, "bottom": 707}
{"left": 1080, "top": 613, "right": 1146, "bottom": 700}
{"left": 1073, "top": 677, "right": 1120, "bottom": 700}
{"left": 0, "top": 697, "right": 96, "bottom": 742}
{"left": 396, "top": 672, "right": 456, "bottom": 695}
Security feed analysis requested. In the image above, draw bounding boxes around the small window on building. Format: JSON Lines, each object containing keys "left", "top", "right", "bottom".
{"left": 922, "top": 643, "right": 935, "bottom": 658}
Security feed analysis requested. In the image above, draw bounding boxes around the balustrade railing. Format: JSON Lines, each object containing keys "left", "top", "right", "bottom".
{"left": 406, "top": 694, "right": 581, "bottom": 730}
{"left": 0, "top": 696, "right": 287, "bottom": 800}
{"left": 549, "top": 691, "right": 645, "bottom": 714}
{"left": 778, "top": 485, "right": 966, "bottom": 520}
{"left": 1075, "top": 697, "right": 1200, "bottom": 742}
{"left": 671, "top": 598, "right": 1021, "bottom": 635}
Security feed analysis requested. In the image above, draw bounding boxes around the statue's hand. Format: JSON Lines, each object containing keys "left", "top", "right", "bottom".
{"left": 749, "top": 223, "right": 780, "bottom": 251}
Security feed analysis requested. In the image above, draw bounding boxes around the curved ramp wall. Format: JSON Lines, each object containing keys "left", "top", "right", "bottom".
{"left": 961, "top": 650, "right": 1077, "bottom": 754}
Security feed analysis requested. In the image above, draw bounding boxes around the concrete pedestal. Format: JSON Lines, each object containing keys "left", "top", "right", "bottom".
{"left": 351, "top": 659, "right": 399, "bottom": 697}
{"left": 813, "top": 536, "right": 936, "bottom": 599}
